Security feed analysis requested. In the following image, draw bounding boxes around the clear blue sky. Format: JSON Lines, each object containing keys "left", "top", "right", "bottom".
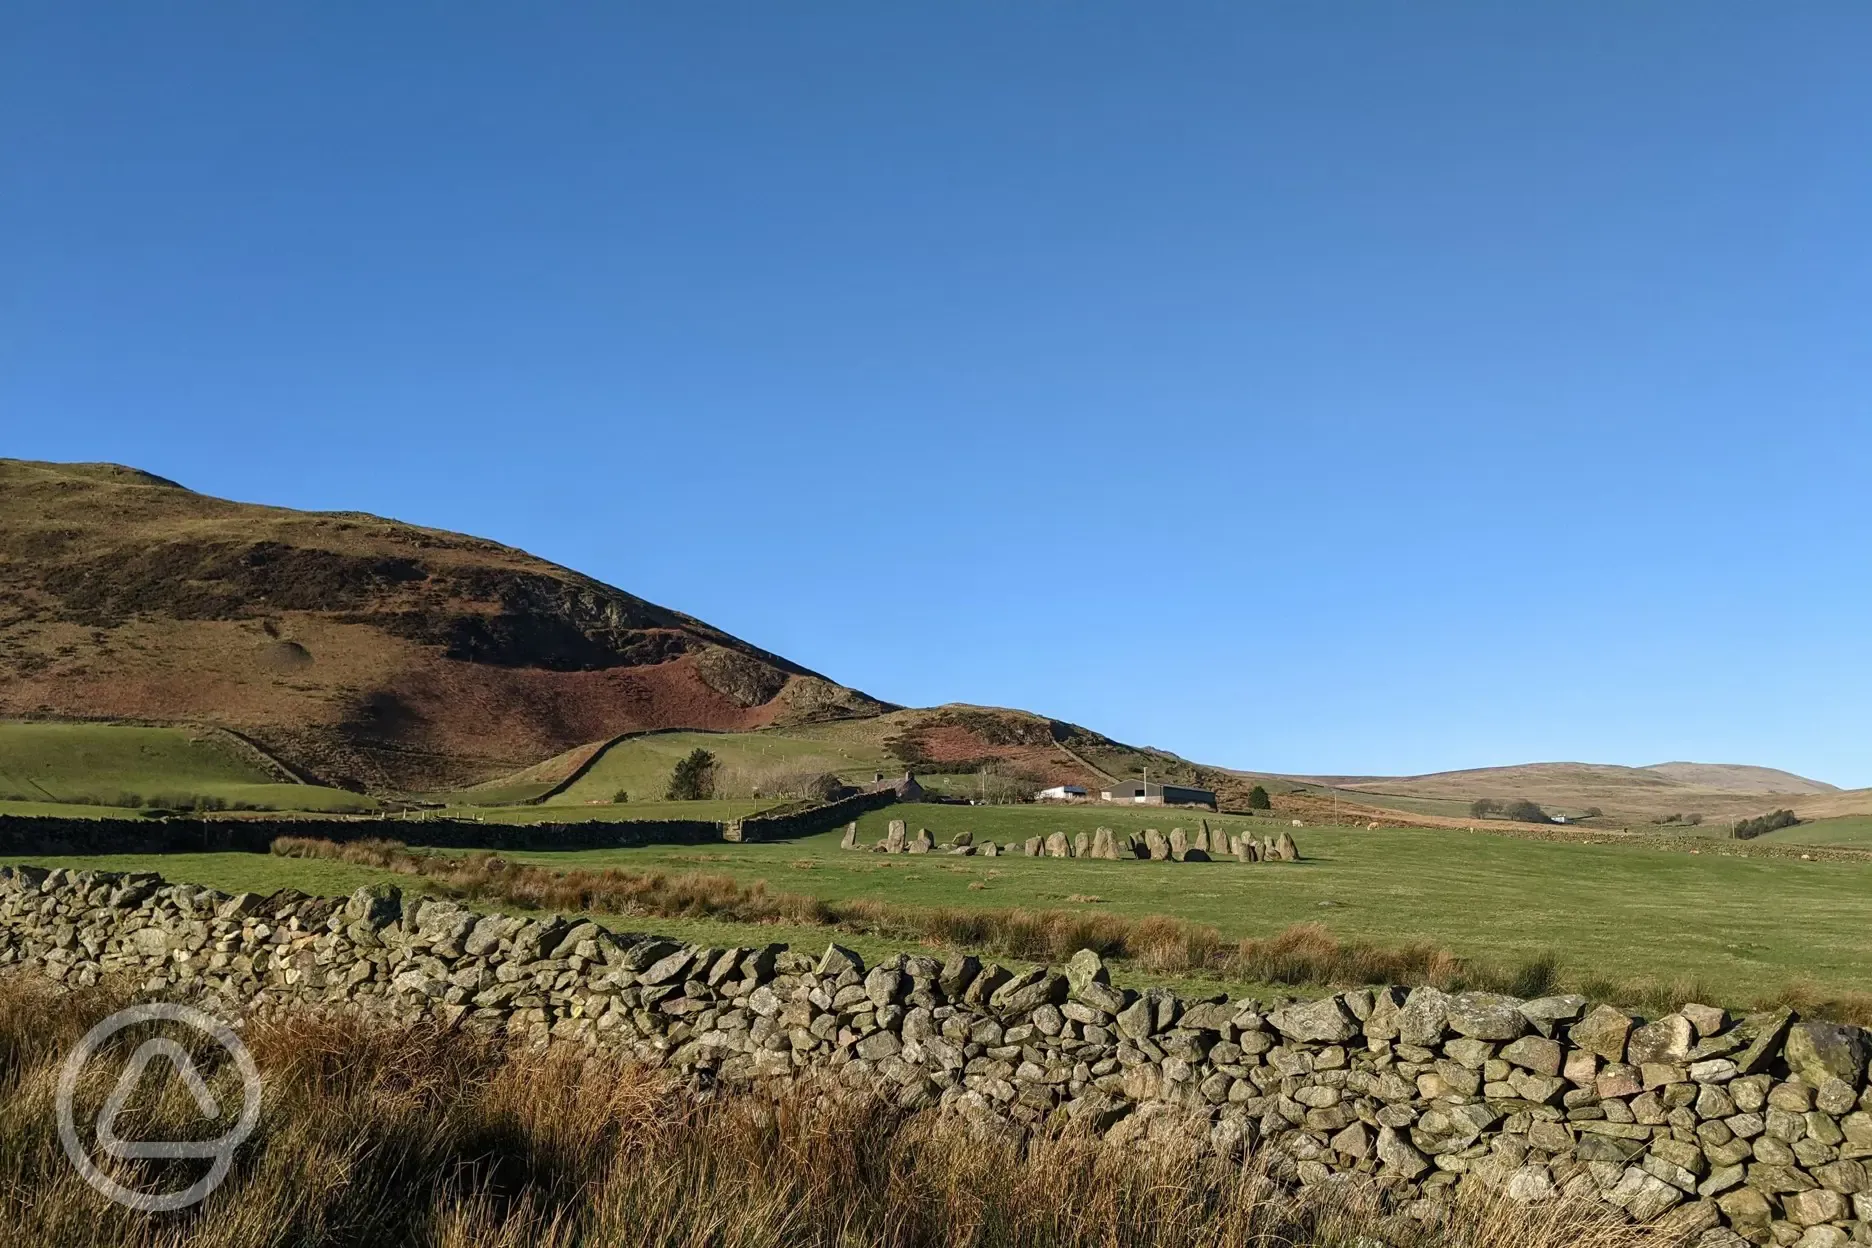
{"left": 4, "top": 6, "right": 1868, "bottom": 785}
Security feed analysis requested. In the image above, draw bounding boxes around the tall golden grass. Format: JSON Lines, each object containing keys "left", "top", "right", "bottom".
{"left": 0, "top": 974, "right": 1684, "bottom": 1248}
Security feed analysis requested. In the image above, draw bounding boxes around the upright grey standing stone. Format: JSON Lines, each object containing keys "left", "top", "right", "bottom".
{"left": 840, "top": 822, "right": 859, "bottom": 850}
{"left": 1192, "top": 822, "right": 1210, "bottom": 854}
{"left": 1144, "top": 828, "right": 1169, "bottom": 861}
{"left": 980, "top": 840, "right": 998, "bottom": 857}
{"left": 1072, "top": 832, "right": 1090, "bottom": 859}
{"left": 1044, "top": 831, "right": 1071, "bottom": 858}
{"left": 908, "top": 828, "right": 933, "bottom": 854}
{"left": 1023, "top": 836, "right": 1043, "bottom": 857}
{"left": 1275, "top": 832, "right": 1298, "bottom": 861}
{"left": 884, "top": 820, "right": 907, "bottom": 854}
{"left": 1168, "top": 827, "right": 1189, "bottom": 861}
{"left": 1090, "top": 826, "right": 1118, "bottom": 860}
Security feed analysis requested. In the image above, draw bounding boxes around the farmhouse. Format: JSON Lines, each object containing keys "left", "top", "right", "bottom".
{"left": 865, "top": 771, "right": 925, "bottom": 801}
{"left": 1036, "top": 784, "right": 1087, "bottom": 801}
{"left": 1098, "top": 779, "right": 1217, "bottom": 808}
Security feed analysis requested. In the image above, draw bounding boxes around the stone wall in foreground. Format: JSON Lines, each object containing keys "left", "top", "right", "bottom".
{"left": 1, "top": 862, "right": 1867, "bottom": 1248}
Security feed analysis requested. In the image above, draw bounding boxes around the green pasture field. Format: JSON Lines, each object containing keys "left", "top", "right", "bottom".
{"left": 548, "top": 730, "right": 897, "bottom": 806}
{"left": 1752, "top": 815, "right": 1872, "bottom": 850}
{"left": 455, "top": 813, "right": 1872, "bottom": 1004}
{"left": 0, "top": 722, "right": 377, "bottom": 814}
{"left": 10, "top": 800, "right": 1871, "bottom": 1008}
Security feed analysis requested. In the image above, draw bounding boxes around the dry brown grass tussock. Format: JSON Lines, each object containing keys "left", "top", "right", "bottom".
{"left": 0, "top": 975, "right": 1687, "bottom": 1248}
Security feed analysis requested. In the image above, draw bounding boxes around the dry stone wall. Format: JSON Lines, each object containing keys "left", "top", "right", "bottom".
{"left": 2, "top": 862, "right": 1868, "bottom": 1248}
{"left": 849, "top": 817, "right": 1299, "bottom": 863}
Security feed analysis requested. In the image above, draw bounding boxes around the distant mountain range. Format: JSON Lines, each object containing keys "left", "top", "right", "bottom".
{"left": 1, "top": 458, "right": 1856, "bottom": 822}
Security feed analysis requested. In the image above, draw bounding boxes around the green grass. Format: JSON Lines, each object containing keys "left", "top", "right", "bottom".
{"left": 0, "top": 722, "right": 377, "bottom": 813}
{"left": 546, "top": 729, "right": 897, "bottom": 805}
{"left": 13, "top": 801, "right": 1872, "bottom": 1008}
{"left": 1753, "top": 814, "right": 1872, "bottom": 849}
{"left": 471, "top": 803, "right": 1872, "bottom": 1003}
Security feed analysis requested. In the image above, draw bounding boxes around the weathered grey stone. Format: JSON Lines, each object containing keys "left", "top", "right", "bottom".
{"left": 1446, "top": 992, "right": 1529, "bottom": 1041}
{"left": 1502, "top": 1035, "right": 1564, "bottom": 1077}
{"left": 1782, "top": 1188, "right": 1849, "bottom": 1226}
{"left": 1630, "top": 1015, "right": 1695, "bottom": 1065}
{"left": 1571, "top": 1005, "right": 1636, "bottom": 1063}
{"left": 1168, "top": 828, "right": 1189, "bottom": 861}
{"left": 1377, "top": 1125, "right": 1431, "bottom": 1179}
{"left": 1681, "top": 1003, "right": 1729, "bottom": 1036}
{"left": 1519, "top": 994, "right": 1588, "bottom": 1036}
{"left": 1044, "top": 832, "right": 1070, "bottom": 858}
{"left": 1269, "top": 997, "right": 1360, "bottom": 1044}
{"left": 345, "top": 883, "right": 401, "bottom": 930}
{"left": 884, "top": 820, "right": 907, "bottom": 853}
{"left": 1731, "top": 1008, "right": 1797, "bottom": 1076}
{"left": 908, "top": 829, "right": 933, "bottom": 854}
{"left": 1397, "top": 987, "right": 1452, "bottom": 1047}
{"left": 840, "top": 822, "right": 859, "bottom": 850}
{"left": 1787, "top": 1023, "right": 1869, "bottom": 1091}
{"left": 1090, "top": 827, "right": 1119, "bottom": 860}
{"left": 1143, "top": 829, "right": 1169, "bottom": 861}
{"left": 1275, "top": 832, "right": 1298, "bottom": 861}
{"left": 817, "top": 944, "right": 864, "bottom": 977}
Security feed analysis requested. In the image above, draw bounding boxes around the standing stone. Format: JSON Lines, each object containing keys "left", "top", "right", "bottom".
{"left": 1168, "top": 828, "right": 1189, "bottom": 861}
{"left": 1275, "top": 832, "right": 1298, "bottom": 861}
{"left": 1144, "top": 829, "right": 1169, "bottom": 861}
{"left": 1192, "top": 822, "right": 1210, "bottom": 854}
{"left": 908, "top": 828, "right": 933, "bottom": 854}
{"left": 840, "top": 822, "right": 859, "bottom": 850}
{"left": 1090, "top": 826, "right": 1119, "bottom": 860}
{"left": 1023, "top": 836, "right": 1042, "bottom": 856}
{"left": 884, "top": 820, "right": 907, "bottom": 854}
{"left": 980, "top": 841, "right": 998, "bottom": 857}
{"left": 1260, "top": 836, "right": 1277, "bottom": 860}
{"left": 1044, "top": 832, "right": 1070, "bottom": 858}
{"left": 1072, "top": 832, "right": 1090, "bottom": 859}
{"left": 1235, "top": 835, "right": 1257, "bottom": 863}
{"left": 953, "top": 830, "right": 974, "bottom": 848}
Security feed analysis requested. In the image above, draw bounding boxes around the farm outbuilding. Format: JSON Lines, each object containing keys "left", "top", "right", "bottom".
{"left": 1098, "top": 779, "right": 1217, "bottom": 809}
{"left": 1036, "top": 785, "right": 1087, "bottom": 801}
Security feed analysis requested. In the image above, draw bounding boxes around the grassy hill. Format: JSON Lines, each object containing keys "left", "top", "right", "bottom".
{"left": 0, "top": 460, "right": 885, "bottom": 791}
{"left": 0, "top": 721, "right": 376, "bottom": 813}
